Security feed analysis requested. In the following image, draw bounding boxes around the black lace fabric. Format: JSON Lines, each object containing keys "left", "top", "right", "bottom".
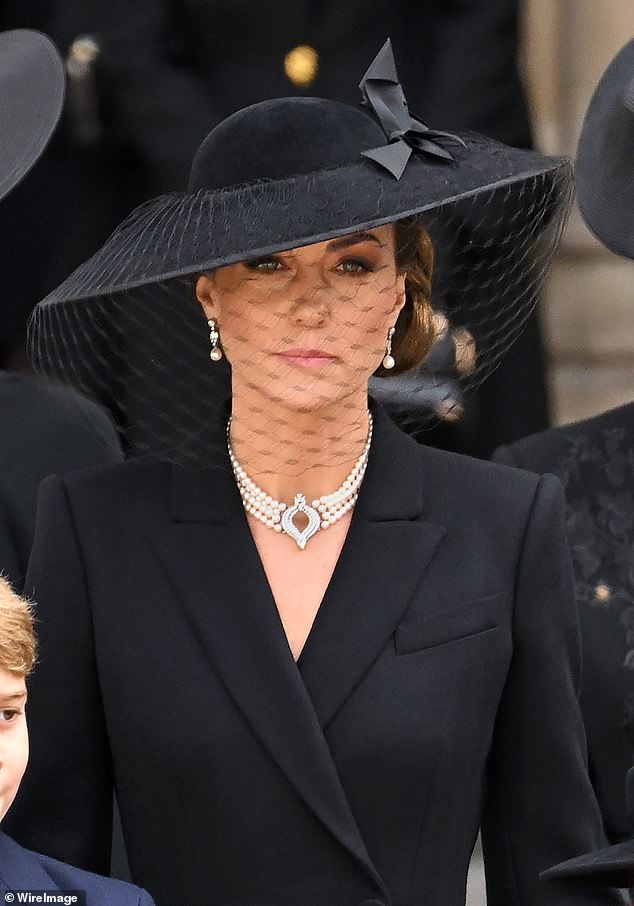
{"left": 495, "top": 404, "right": 634, "bottom": 841}
{"left": 560, "top": 419, "right": 634, "bottom": 768}
{"left": 562, "top": 425, "right": 634, "bottom": 674}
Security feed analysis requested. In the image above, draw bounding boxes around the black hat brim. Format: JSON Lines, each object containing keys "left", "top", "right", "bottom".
{"left": 38, "top": 134, "right": 571, "bottom": 304}
{"left": 541, "top": 841, "right": 634, "bottom": 888}
{"left": 575, "top": 37, "right": 634, "bottom": 259}
{"left": 0, "top": 29, "right": 65, "bottom": 203}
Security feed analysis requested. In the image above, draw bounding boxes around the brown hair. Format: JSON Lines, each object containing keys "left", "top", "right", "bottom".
{"left": 378, "top": 217, "right": 436, "bottom": 375}
{"left": 0, "top": 576, "right": 36, "bottom": 676}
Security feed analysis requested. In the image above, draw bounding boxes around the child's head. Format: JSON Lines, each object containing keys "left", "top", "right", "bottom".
{"left": 0, "top": 576, "right": 35, "bottom": 822}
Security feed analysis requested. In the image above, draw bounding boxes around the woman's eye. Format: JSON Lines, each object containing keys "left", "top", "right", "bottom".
{"left": 0, "top": 709, "right": 19, "bottom": 723}
{"left": 245, "top": 257, "right": 282, "bottom": 272}
{"left": 337, "top": 258, "right": 372, "bottom": 275}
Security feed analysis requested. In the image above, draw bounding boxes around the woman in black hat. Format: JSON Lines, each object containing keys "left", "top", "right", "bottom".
{"left": 5, "top": 40, "right": 621, "bottom": 906}
{"left": 494, "top": 37, "right": 634, "bottom": 849}
{"left": 0, "top": 28, "right": 123, "bottom": 592}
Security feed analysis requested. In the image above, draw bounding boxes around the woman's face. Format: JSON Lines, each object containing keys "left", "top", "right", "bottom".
{"left": 196, "top": 226, "right": 405, "bottom": 413}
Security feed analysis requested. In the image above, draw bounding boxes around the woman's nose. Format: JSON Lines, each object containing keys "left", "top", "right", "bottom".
{"left": 288, "top": 280, "right": 330, "bottom": 326}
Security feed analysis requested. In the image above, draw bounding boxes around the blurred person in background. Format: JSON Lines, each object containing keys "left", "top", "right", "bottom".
{"left": 0, "top": 28, "right": 122, "bottom": 591}
{"left": 91, "top": 0, "right": 533, "bottom": 192}
{"left": 494, "top": 37, "right": 634, "bottom": 848}
{"left": 0, "top": 1, "right": 147, "bottom": 372}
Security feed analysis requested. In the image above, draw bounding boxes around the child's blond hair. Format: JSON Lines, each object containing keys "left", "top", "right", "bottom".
{"left": 0, "top": 576, "right": 36, "bottom": 676}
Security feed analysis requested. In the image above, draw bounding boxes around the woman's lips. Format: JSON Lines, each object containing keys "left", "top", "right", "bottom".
{"left": 276, "top": 349, "right": 339, "bottom": 368}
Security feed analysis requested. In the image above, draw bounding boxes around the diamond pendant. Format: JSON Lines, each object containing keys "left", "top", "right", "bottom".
{"left": 281, "top": 494, "right": 321, "bottom": 550}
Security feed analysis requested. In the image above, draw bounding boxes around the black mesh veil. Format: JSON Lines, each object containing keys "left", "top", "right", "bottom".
{"left": 28, "top": 155, "right": 573, "bottom": 470}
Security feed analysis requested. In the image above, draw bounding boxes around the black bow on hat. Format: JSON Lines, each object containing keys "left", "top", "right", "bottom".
{"left": 359, "top": 39, "right": 465, "bottom": 179}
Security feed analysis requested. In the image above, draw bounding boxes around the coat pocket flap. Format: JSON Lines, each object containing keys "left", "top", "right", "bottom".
{"left": 395, "top": 592, "right": 506, "bottom": 654}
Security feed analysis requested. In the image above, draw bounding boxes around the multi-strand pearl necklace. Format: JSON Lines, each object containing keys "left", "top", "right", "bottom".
{"left": 227, "top": 413, "right": 373, "bottom": 550}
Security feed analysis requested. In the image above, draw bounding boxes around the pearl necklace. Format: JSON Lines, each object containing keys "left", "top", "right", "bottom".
{"left": 227, "top": 413, "right": 373, "bottom": 550}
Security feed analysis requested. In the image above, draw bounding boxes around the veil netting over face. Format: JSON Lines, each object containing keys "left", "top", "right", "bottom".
{"left": 27, "top": 40, "right": 573, "bottom": 472}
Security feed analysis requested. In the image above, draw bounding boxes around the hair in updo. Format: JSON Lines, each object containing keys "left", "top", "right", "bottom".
{"left": 378, "top": 216, "right": 436, "bottom": 375}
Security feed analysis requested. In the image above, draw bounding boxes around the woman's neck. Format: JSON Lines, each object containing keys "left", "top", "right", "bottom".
{"left": 228, "top": 392, "right": 372, "bottom": 504}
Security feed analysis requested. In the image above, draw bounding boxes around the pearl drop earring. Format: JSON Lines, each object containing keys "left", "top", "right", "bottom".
{"left": 208, "top": 319, "right": 223, "bottom": 362}
{"left": 382, "top": 326, "right": 396, "bottom": 370}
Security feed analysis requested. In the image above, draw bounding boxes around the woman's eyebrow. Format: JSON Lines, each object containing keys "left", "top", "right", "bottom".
{"left": 325, "top": 232, "right": 386, "bottom": 251}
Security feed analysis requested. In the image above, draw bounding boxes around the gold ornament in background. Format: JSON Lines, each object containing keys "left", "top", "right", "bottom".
{"left": 68, "top": 35, "right": 100, "bottom": 67}
{"left": 594, "top": 583, "right": 611, "bottom": 605}
{"left": 65, "top": 35, "right": 102, "bottom": 146}
{"left": 284, "top": 45, "right": 319, "bottom": 87}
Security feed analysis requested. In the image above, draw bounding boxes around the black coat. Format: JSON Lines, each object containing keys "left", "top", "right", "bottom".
{"left": 494, "top": 402, "right": 634, "bottom": 845}
{"left": 0, "top": 373, "right": 123, "bottom": 589}
{"left": 5, "top": 405, "right": 613, "bottom": 906}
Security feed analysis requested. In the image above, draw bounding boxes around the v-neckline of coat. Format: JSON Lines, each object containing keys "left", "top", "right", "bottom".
{"left": 243, "top": 508, "right": 355, "bottom": 669}
{"left": 159, "top": 399, "right": 446, "bottom": 724}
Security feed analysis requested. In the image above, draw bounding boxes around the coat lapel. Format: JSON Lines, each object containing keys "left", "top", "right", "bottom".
{"left": 150, "top": 460, "right": 387, "bottom": 893}
{"left": 298, "top": 406, "right": 446, "bottom": 727}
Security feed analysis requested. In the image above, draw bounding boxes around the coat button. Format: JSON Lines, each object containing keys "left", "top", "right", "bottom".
{"left": 283, "top": 44, "right": 319, "bottom": 86}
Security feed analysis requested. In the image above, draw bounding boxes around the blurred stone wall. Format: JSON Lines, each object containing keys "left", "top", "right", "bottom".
{"left": 522, "top": 0, "right": 634, "bottom": 425}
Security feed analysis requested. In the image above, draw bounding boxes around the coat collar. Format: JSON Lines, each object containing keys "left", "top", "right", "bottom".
{"left": 152, "top": 401, "right": 445, "bottom": 894}
{"left": 0, "top": 831, "right": 56, "bottom": 892}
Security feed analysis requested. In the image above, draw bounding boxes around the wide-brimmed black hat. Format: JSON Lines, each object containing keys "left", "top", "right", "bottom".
{"left": 542, "top": 767, "right": 634, "bottom": 888}
{"left": 29, "top": 40, "right": 569, "bottom": 298}
{"left": 576, "top": 37, "right": 634, "bottom": 259}
{"left": 0, "top": 29, "right": 65, "bottom": 203}
{"left": 27, "top": 39, "right": 573, "bottom": 462}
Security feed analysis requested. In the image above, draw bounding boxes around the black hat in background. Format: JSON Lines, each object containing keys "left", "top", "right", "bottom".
{"left": 575, "top": 37, "right": 634, "bottom": 259}
{"left": 0, "top": 29, "right": 65, "bottom": 204}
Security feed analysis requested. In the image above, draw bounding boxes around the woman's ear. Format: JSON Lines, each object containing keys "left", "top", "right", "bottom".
{"left": 195, "top": 273, "right": 219, "bottom": 322}
{"left": 394, "top": 272, "right": 407, "bottom": 314}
